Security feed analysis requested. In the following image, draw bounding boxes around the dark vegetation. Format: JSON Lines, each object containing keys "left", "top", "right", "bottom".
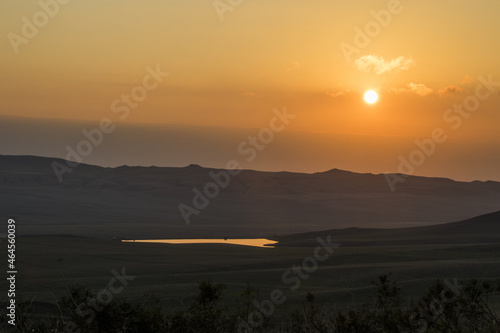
{"left": 2, "top": 275, "right": 499, "bottom": 332}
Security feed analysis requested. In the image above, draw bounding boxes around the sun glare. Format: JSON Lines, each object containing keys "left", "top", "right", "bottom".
{"left": 364, "top": 90, "right": 378, "bottom": 104}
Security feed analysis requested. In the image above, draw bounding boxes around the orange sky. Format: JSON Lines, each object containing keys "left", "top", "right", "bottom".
{"left": 1, "top": 0, "right": 500, "bottom": 181}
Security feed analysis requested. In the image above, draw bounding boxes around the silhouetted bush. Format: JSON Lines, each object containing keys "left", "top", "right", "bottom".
{"left": 1, "top": 275, "right": 499, "bottom": 332}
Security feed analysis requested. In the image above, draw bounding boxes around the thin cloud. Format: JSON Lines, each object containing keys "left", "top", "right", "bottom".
{"left": 460, "top": 75, "right": 475, "bottom": 85}
{"left": 408, "top": 83, "right": 433, "bottom": 96}
{"left": 438, "top": 75, "right": 475, "bottom": 98}
{"left": 354, "top": 55, "right": 415, "bottom": 75}
{"left": 325, "top": 86, "right": 350, "bottom": 98}
{"left": 325, "top": 90, "right": 348, "bottom": 98}
{"left": 286, "top": 60, "right": 300, "bottom": 72}
{"left": 438, "top": 85, "right": 463, "bottom": 98}
{"left": 243, "top": 91, "right": 256, "bottom": 97}
{"left": 392, "top": 83, "right": 433, "bottom": 96}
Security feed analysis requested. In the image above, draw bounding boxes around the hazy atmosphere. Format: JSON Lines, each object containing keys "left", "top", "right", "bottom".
{"left": 1, "top": 1, "right": 500, "bottom": 332}
{"left": 2, "top": 0, "right": 500, "bottom": 180}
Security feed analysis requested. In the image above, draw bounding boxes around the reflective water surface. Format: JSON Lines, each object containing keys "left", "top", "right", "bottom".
{"left": 122, "top": 238, "right": 278, "bottom": 248}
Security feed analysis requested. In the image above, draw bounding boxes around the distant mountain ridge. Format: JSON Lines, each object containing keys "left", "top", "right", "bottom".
{"left": 1, "top": 154, "right": 500, "bottom": 239}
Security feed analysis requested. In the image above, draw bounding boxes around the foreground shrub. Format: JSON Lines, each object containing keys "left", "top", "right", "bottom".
{"left": 1, "top": 276, "right": 498, "bottom": 332}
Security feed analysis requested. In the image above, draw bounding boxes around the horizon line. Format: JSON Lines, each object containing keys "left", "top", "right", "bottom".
{"left": 2, "top": 153, "right": 498, "bottom": 184}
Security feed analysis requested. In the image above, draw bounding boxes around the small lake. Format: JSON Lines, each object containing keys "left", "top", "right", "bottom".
{"left": 122, "top": 238, "right": 278, "bottom": 248}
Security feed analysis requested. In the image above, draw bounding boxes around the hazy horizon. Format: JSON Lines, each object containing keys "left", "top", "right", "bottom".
{"left": 2, "top": 1, "right": 500, "bottom": 183}
{"left": 1, "top": 113, "right": 500, "bottom": 182}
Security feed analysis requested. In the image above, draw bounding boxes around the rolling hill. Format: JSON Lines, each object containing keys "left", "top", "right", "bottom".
{"left": 275, "top": 210, "right": 500, "bottom": 247}
{"left": 1, "top": 154, "right": 500, "bottom": 239}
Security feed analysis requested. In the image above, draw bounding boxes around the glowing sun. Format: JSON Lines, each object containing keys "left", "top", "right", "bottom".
{"left": 364, "top": 90, "right": 378, "bottom": 104}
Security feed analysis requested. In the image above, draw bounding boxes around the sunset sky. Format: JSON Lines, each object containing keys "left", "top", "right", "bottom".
{"left": 1, "top": 0, "right": 500, "bottom": 181}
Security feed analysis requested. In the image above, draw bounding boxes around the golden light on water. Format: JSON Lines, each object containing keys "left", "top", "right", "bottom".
{"left": 122, "top": 238, "right": 278, "bottom": 248}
